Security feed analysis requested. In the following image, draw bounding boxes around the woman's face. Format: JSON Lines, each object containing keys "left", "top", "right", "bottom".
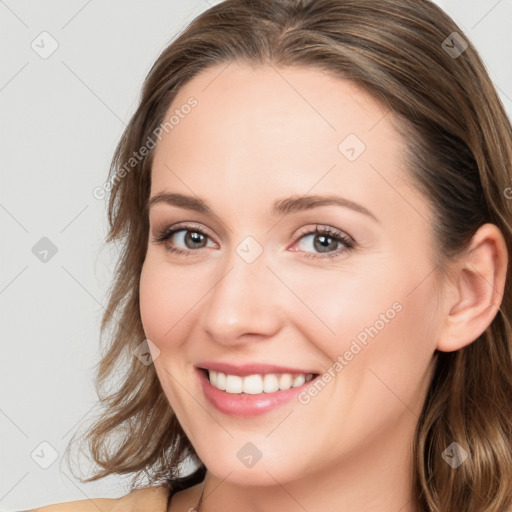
{"left": 140, "top": 62, "right": 442, "bottom": 486}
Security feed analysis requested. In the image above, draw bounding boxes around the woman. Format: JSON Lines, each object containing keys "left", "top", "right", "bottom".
{"left": 28, "top": 0, "right": 512, "bottom": 511}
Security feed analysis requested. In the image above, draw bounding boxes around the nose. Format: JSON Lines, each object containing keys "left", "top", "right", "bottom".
{"left": 199, "top": 245, "right": 283, "bottom": 347}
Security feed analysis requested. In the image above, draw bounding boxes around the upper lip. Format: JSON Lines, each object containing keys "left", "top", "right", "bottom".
{"left": 197, "top": 361, "right": 319, "bottom": 376}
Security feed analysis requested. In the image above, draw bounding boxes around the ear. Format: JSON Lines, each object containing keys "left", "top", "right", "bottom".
{"left": 436, "top": 223, "right": 508, "bottom": 352}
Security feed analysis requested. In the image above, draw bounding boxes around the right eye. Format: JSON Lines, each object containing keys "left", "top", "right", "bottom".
{"left": 152, "top": 223, "right": 217, "bottom": 256}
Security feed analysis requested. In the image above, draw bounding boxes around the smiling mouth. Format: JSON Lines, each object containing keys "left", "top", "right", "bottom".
{"left": 200, "top": 368, "right": 319, "bottom": 394}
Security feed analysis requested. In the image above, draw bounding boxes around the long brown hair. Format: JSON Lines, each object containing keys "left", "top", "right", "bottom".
{"left": 64, "top": 1, "right": 512, "bottom": 509}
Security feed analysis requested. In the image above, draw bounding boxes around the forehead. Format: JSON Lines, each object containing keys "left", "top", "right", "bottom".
{"left": 149, "top": 62, "right": 427, "bottom": 229}
{"left": 155, "top": 62, "right": 390, "bottom": 165}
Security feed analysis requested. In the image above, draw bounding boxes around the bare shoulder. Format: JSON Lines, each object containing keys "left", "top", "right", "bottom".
{"left": 22, "top": 484, "right": 171, "bottom": 512}
{"left": 20, "top": 496, "right": 120, "bottom": 512}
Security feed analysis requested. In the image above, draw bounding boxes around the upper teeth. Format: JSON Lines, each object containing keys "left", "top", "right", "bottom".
{"left": 208, "top": 371, "right": 314, "bottom": 394}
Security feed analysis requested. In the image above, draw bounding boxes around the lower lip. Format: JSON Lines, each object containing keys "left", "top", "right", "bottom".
{"left": 197, "top": 368, "right": 316, "bottom": 417}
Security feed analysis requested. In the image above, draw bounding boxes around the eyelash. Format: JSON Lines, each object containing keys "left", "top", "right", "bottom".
{"left": 151, "top": 223, "right": 356, "bottom": 260}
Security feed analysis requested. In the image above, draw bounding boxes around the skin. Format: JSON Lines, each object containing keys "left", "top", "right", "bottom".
{"left": 138, "top": 61, "right": 508, "bottom": 512}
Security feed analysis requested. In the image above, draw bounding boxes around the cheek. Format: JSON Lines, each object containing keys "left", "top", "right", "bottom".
{"left": 291, "top": 254, "right": 437, "bottom": 356}
{"left": 275, "top": 257, "right": 404, "bottom": 357}
{"left": 139, "top": 260, "right": 195, "bottom": 410}
{"left": 139, "top": 262, "right": 163, "bottom": 342}
{"left": 139, "top": 259, "right": 188, "bottom": 348}
{"left": 286, "top": 255, "right": 438, "bottom": 400}
{"left": 289, "top": 268, "right": 437, "bottom": 453}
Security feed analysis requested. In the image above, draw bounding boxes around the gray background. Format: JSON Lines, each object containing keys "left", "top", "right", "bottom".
{"left": 1, "top": 0, "right": 511, "bottom": 510}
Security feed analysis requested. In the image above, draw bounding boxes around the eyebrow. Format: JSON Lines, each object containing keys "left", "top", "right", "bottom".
{"left": 147, "top": 192, "right": 380, "bottom": 224}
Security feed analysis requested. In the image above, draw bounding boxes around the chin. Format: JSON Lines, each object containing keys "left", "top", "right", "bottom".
{"left": 206, "top": 462, "right": 295, "bottom": 487}
{"left": 195, "top": 439, "right": 309, "bottom": 487}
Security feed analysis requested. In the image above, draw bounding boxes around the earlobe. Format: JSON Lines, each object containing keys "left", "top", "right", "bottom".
{"left": 436, "top": 223, "right": 508, "bottom": 353}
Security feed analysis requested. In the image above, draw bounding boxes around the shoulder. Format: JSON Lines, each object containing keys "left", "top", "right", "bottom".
{"left": 23, "top": 484, "right": 171, "bottom": 512}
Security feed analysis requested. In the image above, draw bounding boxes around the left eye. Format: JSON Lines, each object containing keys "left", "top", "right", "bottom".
{"left": 291, "top": 225, "right": 355, "bottom": 259}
